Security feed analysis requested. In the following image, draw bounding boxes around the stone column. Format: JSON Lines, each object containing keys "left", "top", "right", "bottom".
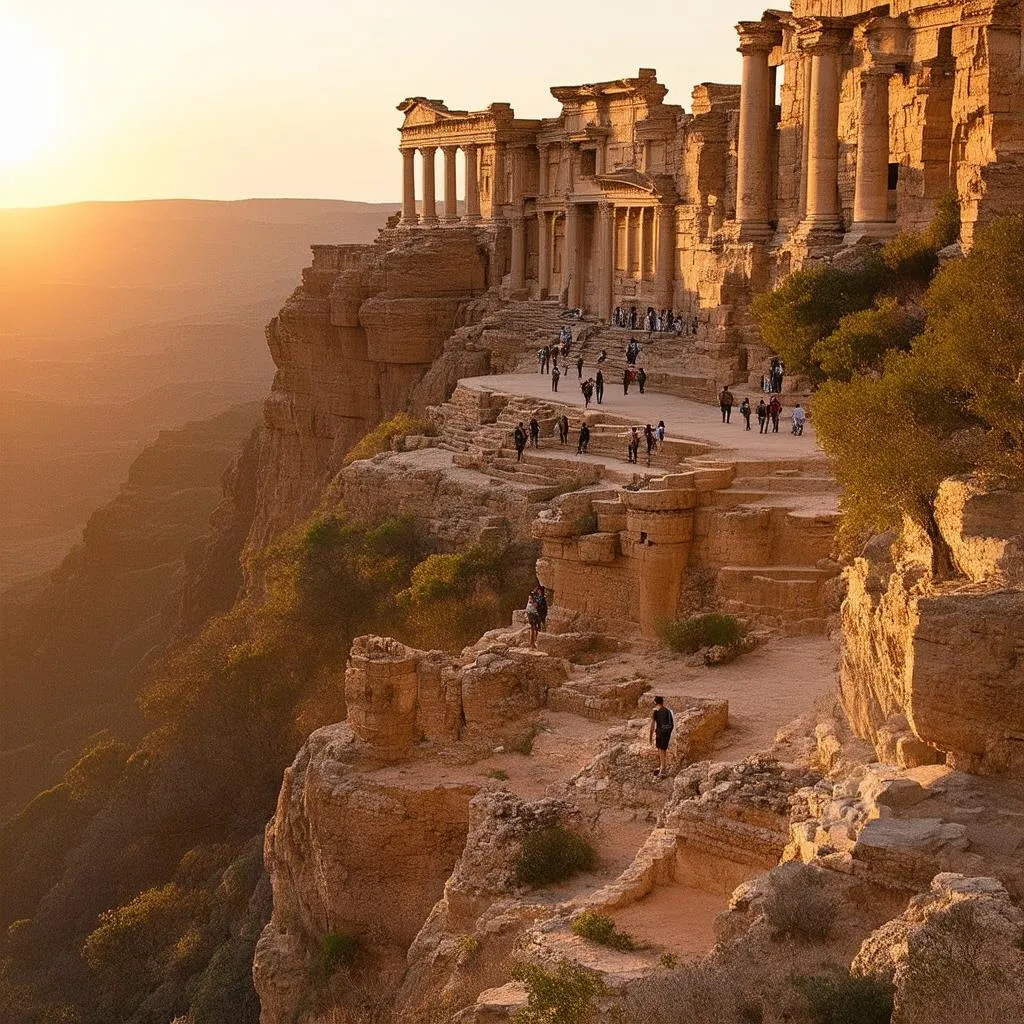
{"left": 491, "top": 143, "right": 506, "bottom": 216}
{"left": 802, "top": 26, "right": 845, "bottom": 232}
{"left": 420, "top": 146, "right": 438, "bottom": 225}
{"left": 400, "top": 148, "right": 418, "bottom": 226}
{"left": 735, "top": 23, "right": 778, "bottom": 240}
{"left": 564, "top": 204, "right": 581, "bottom": 308}
{"left": 636, "top": 208, "right": 645, "bottom": 281}
{"left": 442, "top": 146, "right": 459, "bottom": 222}
{"left": 464, "top": 145, "right": 481, "bottom": 223}
{"left": 510, "top": 215, "right": 526, "bottom": 294}
{"left": 598, "top": 202, "right": 615, "bottom": 321}
{"left": 848, "top": 66, "right": 895, "bottom": 240}
{"left": 656, "top": 203, "right": 676, "bottom": 307}
{"left": 538, "top": 211, "right": 551, "bottom": 297}
{"left": 537, "top": 143, "right": 549, "bottom": 196}
{"left": 798, "top": 52, "right": 813, "bottom": 218}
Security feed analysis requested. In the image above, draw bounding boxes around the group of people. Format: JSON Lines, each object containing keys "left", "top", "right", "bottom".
{"left": 612, "top": 305, "right": 700, "bottom": 337}
{"left": 718, "top": 388, "right": 806, "bottom": 435}
{"left": 626, "top": 422, "right": 664, "bottom": 464}
{"left": 580, "top": 373, "right": 604, "bottom": 407}
{"left": 761, "top": 358, "right": 785, "bottom": 395}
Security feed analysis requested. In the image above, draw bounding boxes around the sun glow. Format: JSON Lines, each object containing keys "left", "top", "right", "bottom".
{"left": 0, "top": 18, "right": 62, "bottom": 168}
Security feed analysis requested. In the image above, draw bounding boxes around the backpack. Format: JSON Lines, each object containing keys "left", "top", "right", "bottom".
{"left": 653, "top": 707, "right": 674, "bottom": 732}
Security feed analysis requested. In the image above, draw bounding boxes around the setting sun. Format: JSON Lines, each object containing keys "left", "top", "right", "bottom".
{"left": 0, "top": 17, "right": 61, "bottom": 167}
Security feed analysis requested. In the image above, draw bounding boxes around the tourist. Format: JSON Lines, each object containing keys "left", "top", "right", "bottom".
{"left": 525, "top": 587, "right": 543, "bottom": 648}
{"left": 627, "top": 426, "right": 640, "bottom": 464}
{"left": 595, "top": 369, "right": 604, "bottom": 404}
{"left": 551, "top": 349, "right": 559, "bottom": 374}
{"left": 644, "top": 423, "right": 656, "bottom": 464}
{"left": 719, "top": 386, "right": 734, "bottom": 424}
{"left": 649, "top": 695, "right": 675, "bottom": 778}
{"left": 537, "top": 347, "right": 547, "bottom": 374}
{"left": 656, "top": 420, "right": 666, "bottom": 447}
{"left": 597, "top": 349, "right": 607, "bottom": 364}
{"left": 529, "top": 416, "right": 540, "bottom": 448}
{"left": 581, "top": 378, "right": 594, "bottom": 408}
{"left": 638, "top": 367, "right": 647, "bottom": 394}
{"left": 629, "top": 304, "right": 638, "bottom": 329}
{"left": 558, "top": 414, "right": 569, "bottom": 445}
{"left": 622, "top": 368, "right": 630, "bottom": 396}
{"left": 551, "top": 364, "right": 560, "bottom": 393}
{"left": 576, "top": 353, "right": 584, "bottom": 379}
{"left": 576, "top": 422, "right": 590, "bottom": 454}
{"left": 769, "top": 394, "right": 782, "bottom": 433}
{"left": 756, "top": 398, "right": 768, "bottom": 434}
{"left": 791, "top": 403, "right": 806, "bottom": 436}
{"left": 513, "top": 422, "right": 527, "bottom": 462}
{"left": 739, "top": 396, "right": 751, "bottom": 431}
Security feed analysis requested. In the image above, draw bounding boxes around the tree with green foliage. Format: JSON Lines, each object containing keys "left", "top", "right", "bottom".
{"left": 511, "top": 959, "right": 606, "bottom": 1024}
{"left": 811, "top": 299, "right": 922, "bottom": 382}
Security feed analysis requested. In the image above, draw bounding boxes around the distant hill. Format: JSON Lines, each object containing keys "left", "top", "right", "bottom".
{"left": 0, "top": 402, "right": 262, "bottom": 818}
{"left": 0, "top": 198, "right": 395, "bottom": 583}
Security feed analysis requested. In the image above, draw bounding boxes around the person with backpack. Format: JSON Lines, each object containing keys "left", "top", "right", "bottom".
{"left": 791, "top": 403, "right": 806, "bottom": 436}
{"left": 513, "top": 422, "right": 527, "bottom": 462}
{"left": 627, "top": 426, "right": 640, "bottom": 464}
{"left": 581, "top": 378, "right": 594, "bottom": 408}
{"left": 739, "top": 396, "right": 752, "bottom": 431}
{"left": 719, "top": 386, "right": 734, "bottom": 424}
{"left": 649, "top": 695, "right": 674, "bottom": 778}
{"left": 525, "top": 587, "right": 543, "bottom": 648}
{"left": 756, "top": 398, "right": 769, "bottom": 434}
{"left": 529, "top": 416, "right": 540, "bottom": 448}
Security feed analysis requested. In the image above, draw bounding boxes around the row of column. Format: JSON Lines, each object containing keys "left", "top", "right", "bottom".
{"left": 400, "top": 145, "right": 480, "bottom": 226}
{"left": 735, "top": 21, "right": 895, "bottom": 239}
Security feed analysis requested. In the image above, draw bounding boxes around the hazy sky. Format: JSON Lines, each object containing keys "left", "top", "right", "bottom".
{"left": 0, "top": 0, "right": 770, "bottom": 208}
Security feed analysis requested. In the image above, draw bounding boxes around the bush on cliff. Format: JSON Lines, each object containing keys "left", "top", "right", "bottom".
{"left": 342, "top": 411, "right": 434, "bottom": 465}
{"left": 511, "top": 959, "right": 606, "bottom": 1024}
{"left": 515, "top": 825, "right": 597, "bottom": 886}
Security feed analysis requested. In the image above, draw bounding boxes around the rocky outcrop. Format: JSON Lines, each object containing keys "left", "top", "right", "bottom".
{"left": 840, "top": 476, "right": 1024, "bottom": 774}
{"left": 247, "top": 231, "right": 491, "bottom": 558}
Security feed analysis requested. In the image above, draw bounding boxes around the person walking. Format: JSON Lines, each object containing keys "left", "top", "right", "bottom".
{"left": 537, "top": 347, "right": 546, "bottom": 374}
{"left": 756, "top": 398, "right": 768, "bottom": 434}
{"left": 576, "top": 422, "right": 590, "bottom": 454}
{"left": 649, "top": 695, "right": 674, "bottom": 778}
{"left": 551, "top": 364, "right": 560, "bottom": 393}
{"left": 576, "top": 354, "right": 584, "bottom": 379}
{"left": 581, "top": 378, "right": 594, "bottom": 409}
{"left": 595, "top": 369, "right": 604, "bottom": 404}
{"left": 559, "top": 414, "right": 569, "bottom": 445}
{"left": 791, "top": 403, "right": 806, "bottom": 436}
{"left": 513, "top": 422, "right": 527, "bottom": 463}
{"left": 656, "top": 420, "right": 666, "bottom": 447}
{"left": 525, "top": 586, "right": 544, "bottom": 648}
{"left": 597, "top": 349, "right": 607, "bottom": 365}
{"left": 644, "top": 423, "right": 656, "bottom": 465}
{"left": 769, "top": 394, "right": 782, "bottom": 433}
{"left": 623, "top": 368, "right": 631, "bottom": 396}
{"left": 739, "top": 396, "right": 751, "bottom": 431}
{"left": 638, "top": 367, "right": 647, "bottom": 394}
{"left": 529, "top": 416, "right": 540, "bottom": 448}
{"left": 627, "top": 426, "right": 640, "bottom": 464}
{"left": 719, "top": 386, "right": 734, "bottom": 424}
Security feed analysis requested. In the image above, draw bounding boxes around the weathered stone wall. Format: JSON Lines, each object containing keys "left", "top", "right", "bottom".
{"left": 840, "top": 476, "right": 1024, "bottom": 775}
{"left": 246, "top": 229, "right": 491, "bottom": 558}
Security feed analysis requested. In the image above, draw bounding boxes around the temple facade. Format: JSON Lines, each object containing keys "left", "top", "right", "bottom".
{"left": 395, "top": 0, "right": 1023, "bottom": 321}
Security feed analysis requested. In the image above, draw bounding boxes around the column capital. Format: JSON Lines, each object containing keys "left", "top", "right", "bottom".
{"left": 799, "top": 20, "right": 848, "bottom": 56}
{"left": 441, "top": 144, "right": 459, "bottom": 154}
{"left": 419, "top": 144, "right": 437, "bottom": 156}
{"left": 736, "top": 20, "right": 782, "bottom": 54}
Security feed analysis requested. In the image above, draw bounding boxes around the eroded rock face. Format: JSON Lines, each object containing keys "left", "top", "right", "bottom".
{"left": 840, "top": 476, "right": 1024, "bottom": 774}
{"left": 253, "top": 722, "right": 478, "bottom": 1024}
{"left": 854, "top": 874, "right": 1024, "bottom": 1022}
{"left": 246, "top": 231, "right": 490, "bottom": 560}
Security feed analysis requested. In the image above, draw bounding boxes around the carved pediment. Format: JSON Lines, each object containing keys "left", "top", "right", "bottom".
{"left": 397, "top": 97, "right": 467, "bottom": 129}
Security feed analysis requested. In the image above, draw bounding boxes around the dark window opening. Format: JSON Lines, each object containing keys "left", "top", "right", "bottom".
{"left": 887, "top": 163, "right": 900, "bottom": 190}
{"left": 580, "top": 150, "right": 597, "bottom": 176}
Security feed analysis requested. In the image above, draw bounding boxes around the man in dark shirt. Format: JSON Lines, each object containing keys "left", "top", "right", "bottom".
{"left": 649, "top": 695, "right": 675, "bottom": 778}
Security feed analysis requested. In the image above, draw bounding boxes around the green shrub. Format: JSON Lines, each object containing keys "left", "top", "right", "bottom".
{"left": 515, "top": 826, "right": 597, "bottom": 886}
{"left": 925, "top": 191, "right": 961, "bottom": 250}
{"left": 810, "top": 299, "right": 921, "bottom": 382}
{"left": 797, "top": 970, "right": 894, "bottom": 1024}
{"left": 573, "top": 511, "right": 599, "bottom": 535}
{"left": 319, "top": 932, "right": 359, "bottom": 974}
{"left": 882, "top": 231, "right": 939, "bottom": 287}
{"left": 659, "top": 613, "right": 744, "bottom": 654}
{"left": 512, "top": 959, "right": 605, "bottom": 1024}
{"left": 343, "top": 412, "right": 433, "bottom": 465}
{"left": 571, "top": 911, "right": 637, "bottom": 951}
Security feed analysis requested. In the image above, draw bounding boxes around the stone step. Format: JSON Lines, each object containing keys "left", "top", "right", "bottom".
{"left": 741, "top": 475, "right": 839, "bottom": 494}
